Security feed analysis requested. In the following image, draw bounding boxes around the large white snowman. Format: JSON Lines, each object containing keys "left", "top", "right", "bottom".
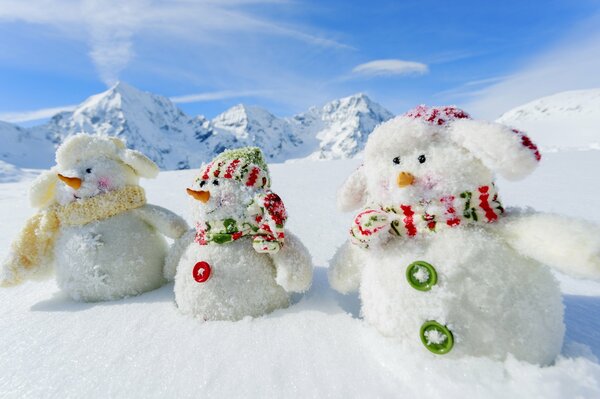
{"left": 329, "top": 105, "right": 600, "bottom": 364}
{"left": 167, "top": 147, "right": 312, "bottom": 321}
{"left": 1, "top": 134, "right": 188, "bottom": 301}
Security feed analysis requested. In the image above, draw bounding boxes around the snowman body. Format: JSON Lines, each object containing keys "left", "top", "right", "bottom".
{"left": 174, "top": 237, "right": 289, "bottom": 320}
{"left": 358, "top": 225, "right": 564, "bottom": 364}
{"left": 54, "top": 211, "right": 168, "bottom": 301}
{"left": 328, "top": 107, "right": 596, "bottom": 364}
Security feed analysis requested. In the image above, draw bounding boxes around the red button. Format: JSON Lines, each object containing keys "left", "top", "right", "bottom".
{"left": 192, "top": 261, "right": 211, "bottom": 283}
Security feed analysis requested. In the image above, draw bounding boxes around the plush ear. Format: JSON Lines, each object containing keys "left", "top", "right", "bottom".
{"left": 337, "top": 166, "right": 367, "bottom": 212}
{"left": 120, "top": 149, "right": 159, "bottom": 178}
{"left": 448, "top": 119, "right": 541, "bottom": 181}
{"left": 29, "top": 169, "right": 58, "bottom": 208}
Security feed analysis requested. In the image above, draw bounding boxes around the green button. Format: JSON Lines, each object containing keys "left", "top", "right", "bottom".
{"left": 420, "top": 320, "right": 454, "bottom": 355}
{"left": 406, "top": 261, "right": 437, "bottom": 291}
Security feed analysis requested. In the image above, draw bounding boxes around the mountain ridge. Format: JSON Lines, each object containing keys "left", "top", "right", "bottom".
{"left": 1, "top": 83, "right": 394, "bottom": 169}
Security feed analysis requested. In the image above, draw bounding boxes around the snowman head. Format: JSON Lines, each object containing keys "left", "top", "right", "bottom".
{"left": 187, "top": 147, "right": 270, "bottom": 223}
{"left": 338, "top": 105, "right": 541, "bottom": 211}
{"left": 30, "top": 134, "right": 159, "bottom": 207}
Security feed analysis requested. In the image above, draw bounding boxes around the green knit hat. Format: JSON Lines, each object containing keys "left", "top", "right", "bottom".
{"left": 199, "top": 147, "right": 270, "bottom": 188}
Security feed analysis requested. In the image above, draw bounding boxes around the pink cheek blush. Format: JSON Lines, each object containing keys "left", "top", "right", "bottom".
{"left": 422, "top": 175, "right": 438, "bottom": 190}
{"left": 98, "top": 177, "right": 112, "bottom": 190}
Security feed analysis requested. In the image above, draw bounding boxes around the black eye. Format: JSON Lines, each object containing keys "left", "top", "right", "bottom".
{"left": 418, "top": 155, "right": 426, "bottom": 164}
{"left": 212, "top": 179, "right": 219, "bottom": 186}
{"left": 85, "top": 168, "right": 92, "bottom": 174}
{"left": 199, "top": 181, "right": 206, "bottom": 188}
{"left": 392, "top": 156, "right": 401, "bottom": 165}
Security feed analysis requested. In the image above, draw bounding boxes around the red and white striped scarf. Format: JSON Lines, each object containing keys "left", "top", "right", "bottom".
{"left": 350, "top": 185, "right": 504, "bottom": 248}
{"left": 195, "top": 191, "right": 287, "bottom": 253}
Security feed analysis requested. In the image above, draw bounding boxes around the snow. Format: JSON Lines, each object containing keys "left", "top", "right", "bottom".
{"left": 1, "top": 151, "right": 600, "bottom": 398}
{"left": 0, "top": 83, "right": 393, "bottom": 170}
{"left": 0, "top": 122, "right": 55, "bottom": 169}
{"left": 498, "top": 89, "right": 600, "bottom": 151}
{"left": 0, "top": 161, "right": 23, "bottom": 183}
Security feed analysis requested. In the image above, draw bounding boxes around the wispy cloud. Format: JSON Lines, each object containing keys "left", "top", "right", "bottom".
{"left": 433, "top": 75, "right": 507, "bottom": 100}
{"left": 0, "top": 0, "right": 350, "bottom": 85}
{"left": 170, "top": 89, "right": 273, "bottom": 104}
{"left": 463, "top": 14, "right": 600, "bottom": 118}
{"left": 351, "top": 59, "right": 429, "bottom": 77}
{"left": 0, "top": 104, "right": 76, "bottom": 123}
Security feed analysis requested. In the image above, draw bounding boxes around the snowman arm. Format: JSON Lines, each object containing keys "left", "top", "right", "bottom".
{"left": 269, "top": 231, "right": 313, "bottom": 293}
{"left": 328, "top": 240, "right": 365, "bottom": 294}
{"left": 133, "top": 204, "right": 189, "bottom": 239}
{"left": 164, "top": 228, "right": 196, "bottom": 281}
{"left": 499, "top": 210, "right": 600, "bottom": 280}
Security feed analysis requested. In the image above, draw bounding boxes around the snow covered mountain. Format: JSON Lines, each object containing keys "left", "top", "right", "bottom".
{"left": 497, "top": 89, "right": 600, "bottom": 151}
{"left": 296, "top": 93, "right": 394, "bottom": 160}
{"left": 0, "top": 83, "right": 394, "bottom": 170}
{"left": 0, "top": 121, "right": 56, "bottom": 169}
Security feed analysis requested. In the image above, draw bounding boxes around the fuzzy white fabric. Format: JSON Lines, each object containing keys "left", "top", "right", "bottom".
{"left": 56, "top": 134, "right": 159, "bottom": 179}
{"left": 329, "top": 110, "right": 600, "bottom": 364}
{"left": 2, "top": 134, "right": 188, "bottom": 301}
{"left": 54, "top": 210, "right": 169, "bottom": 302}
{"left": 174, "top": 232, "right": 311, "bottom": 321}
{"left": 499, "top": 209, "right": 600, "bottom": 280}
{"left": 172, "top": 153, "right": 313, "bottom": 321}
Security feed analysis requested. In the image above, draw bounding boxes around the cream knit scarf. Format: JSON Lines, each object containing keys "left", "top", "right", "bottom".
{"left": 3, "top": 185, "right": 146, "bottom": 285}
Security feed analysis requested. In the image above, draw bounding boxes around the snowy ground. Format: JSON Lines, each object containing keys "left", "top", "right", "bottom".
{"left": 1, "top": 152, "right": 600, "bottom": 398}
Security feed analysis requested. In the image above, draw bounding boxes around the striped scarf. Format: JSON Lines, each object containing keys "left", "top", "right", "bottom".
{"left": 351, "top": 185, "right": 504, "bottom": 248}
{"left": 195, "top": 191, "right": 287, "bottom": 253}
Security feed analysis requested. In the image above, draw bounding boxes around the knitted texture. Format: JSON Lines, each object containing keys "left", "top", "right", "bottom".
{"left": 3, "top": 185, "right": 146, "bottom": 285}
{"left": 199, "top": 147, "right": 270, "bottom": 189}
{"left": 195, "top": 191, "right": 287, "bottom": 253}
{"left": 351, "top": 184, "right": 504, "bottom": 248}
{"left": 404, "top": 105, "right": 541, "bottom": 161}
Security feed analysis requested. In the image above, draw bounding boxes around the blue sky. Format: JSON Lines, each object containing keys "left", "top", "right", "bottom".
{"left": 1, "top": 0, "right": 600, "bottom": 124}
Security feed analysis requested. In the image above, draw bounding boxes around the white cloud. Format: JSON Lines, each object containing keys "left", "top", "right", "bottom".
{"left": 463, "top": 15, "right": 600, "bottom": 119}
{"left": 0, "top": 105, "right": 76, "bottom": 123}
{"left": 351, "top": 59, "right": 429, "bottom": 77}
{"left": 0, "top": 0, "right": 349, "bottom": 85}
{"left": 170, "top": 89, "right": 273, "bottom": 104}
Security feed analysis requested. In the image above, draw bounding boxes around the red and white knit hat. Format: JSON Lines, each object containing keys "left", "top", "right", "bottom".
{"left": 403, "top": 105, "right": 542, "bottom": 179}
{"left": 198, "top": 147, "right": 270, "bottom": 189}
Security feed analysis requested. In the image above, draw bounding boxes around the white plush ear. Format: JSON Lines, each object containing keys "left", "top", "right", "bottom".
{"left": 337, "top": 166, "right": 367, "bottom": 212}
{"left": 120, "top": 149, "right": 159, "bottom": 178}
{"left": 449, "top": 119, "right": 541, "bottom": 181}
{"left": 29, "top": 169, "right": 58, "bottom": 208}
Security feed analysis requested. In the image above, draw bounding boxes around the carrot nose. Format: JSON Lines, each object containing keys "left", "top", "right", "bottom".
{"left": 397, "top": 172, "right": 415, "bottom": 188}
{"left": 186, "top": 188, "right": 210, "bottom": 203}
{"left": 57, "top": 174, "right": 82, "bottom": 190}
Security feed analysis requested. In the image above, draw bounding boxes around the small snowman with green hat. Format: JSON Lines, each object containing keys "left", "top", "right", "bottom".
{"left": 167, "top": 147, "right": 313, "bottom": 321}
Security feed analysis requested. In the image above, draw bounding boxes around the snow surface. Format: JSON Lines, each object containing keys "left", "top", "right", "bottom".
{"left": 0, "top": 161, "right": 23, "bottom": 183}
{"left": 1, "top": 151, "right": 600, "bottom": 398}
{"left": 498, "top": 89, "right": 600, "bottom": 151}
{"left": 0, "top": 83, "right": 393, "bottom": 169}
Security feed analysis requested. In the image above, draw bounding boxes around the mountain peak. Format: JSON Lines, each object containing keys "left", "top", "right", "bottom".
{"left": 107, "top": 81, "right": 147, "bottom": 98}
{"left": 0, "top": 85, "right": 396, "bottom": 169}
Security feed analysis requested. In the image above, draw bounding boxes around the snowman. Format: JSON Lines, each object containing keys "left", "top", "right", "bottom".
{"left": 167, "top": 147, "right": 312, "bottom": 321}
{"left": 1, "top": 134, "right": 189, "bottom": 301}
{"left": 329, "top": 105, "right": 600, "bottom": 364}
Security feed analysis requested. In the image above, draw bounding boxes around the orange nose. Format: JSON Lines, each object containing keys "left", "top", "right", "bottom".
{"left": 57, "top": 174, "right": 82, "bottom": 190}
{"left": 186, "top": 188, "right": 210, "bottom": 203}
{"left": 397, "top": 172, "right": 415, "bottom": 188}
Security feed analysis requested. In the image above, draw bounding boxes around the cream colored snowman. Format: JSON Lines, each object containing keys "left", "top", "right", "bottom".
{"left": 167, "top": 147, "right": 312, "bottom": 321}
{"left": 1, "top": 134, "right": 188, "bottom": 301}
{"left": 329, "top": 106, "right": 600, "bottom": 364}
